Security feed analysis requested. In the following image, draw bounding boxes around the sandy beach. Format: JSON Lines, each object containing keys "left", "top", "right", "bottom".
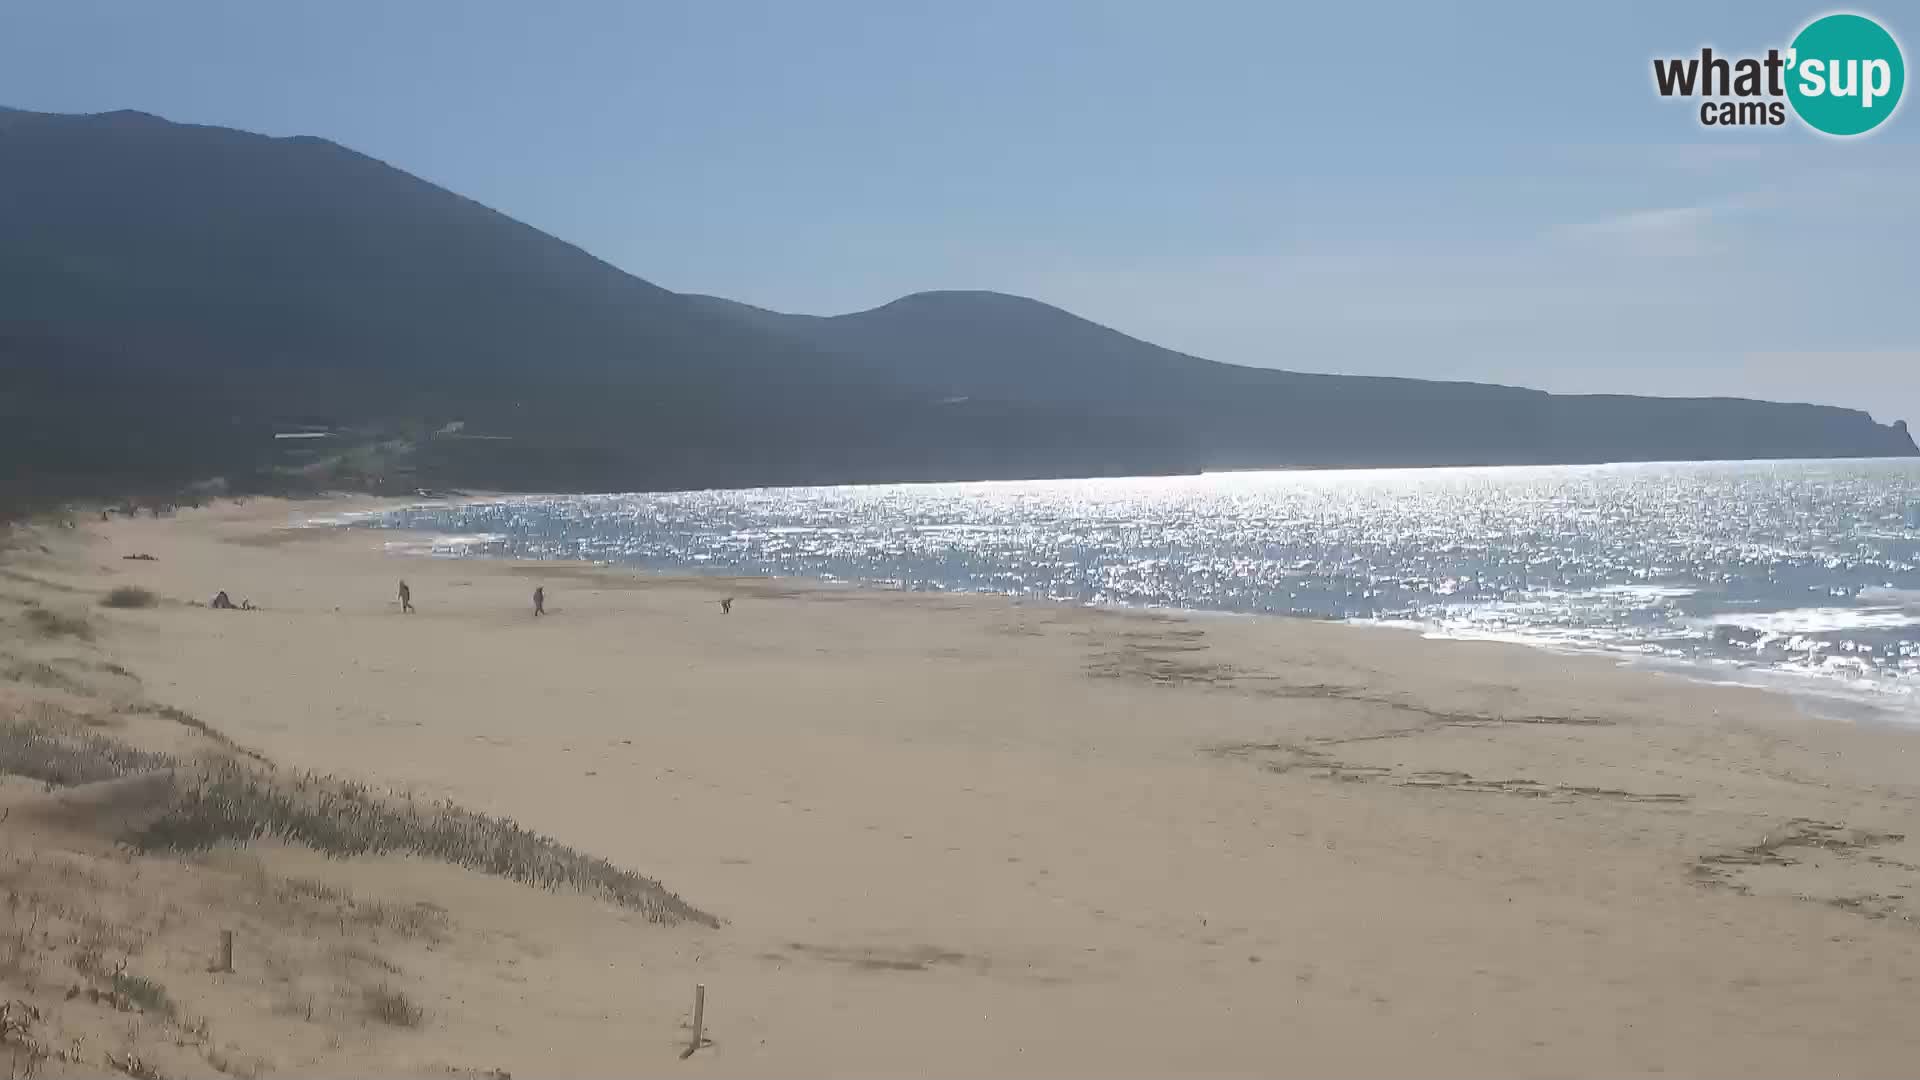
{"left": 5, "top": 495, "right": 1920, "bottom": 1077}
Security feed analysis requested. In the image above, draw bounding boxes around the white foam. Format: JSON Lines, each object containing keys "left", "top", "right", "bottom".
{"left": 1355, "top": 614, "right": 1920, "bottom": 726}
{"left": 1627, "top": 655, "right": 1920, "bottom": 725}
{"left": 1584, "top": 584, "right": 1700, "bottom": 600}
{"left": 293, "top": 511, "right": 381, "bottom": 528}
{"left": 1859, "top": 587, "right": 1920, "bottom": 608}
{"left": 381, "top": 533, "right": 506, "bottom": 558}
{"left": 1705, "top": 607, "right": 1920, "bottom": 634}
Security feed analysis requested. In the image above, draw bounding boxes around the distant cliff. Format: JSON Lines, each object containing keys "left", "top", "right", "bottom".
{"left": 1, "top": 106, "right": 1910, "bottom": 502}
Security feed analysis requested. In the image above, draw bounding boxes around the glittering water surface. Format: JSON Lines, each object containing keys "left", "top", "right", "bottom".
{"left": 355, "top": 459, "right": 1920, "bottom": 717}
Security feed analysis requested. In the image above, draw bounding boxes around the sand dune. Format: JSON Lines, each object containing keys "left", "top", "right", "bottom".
{"left": 3, "top": 496, "right": 1920, "bottom": 1076}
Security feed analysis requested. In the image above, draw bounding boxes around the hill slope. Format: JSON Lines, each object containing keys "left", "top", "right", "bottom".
{"left": 1, "top": 106, "right": 1910, "bottom": 503}
{"left": 0, "top": 107, "right": 1184, "bottom": 500}
{"left": 686, "top": 291, "right": 1916, "bottom": 469}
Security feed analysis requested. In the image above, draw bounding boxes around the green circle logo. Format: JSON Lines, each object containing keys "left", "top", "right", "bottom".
{"left": 1786, "top": 13, "right": 1905, "bottom": 135}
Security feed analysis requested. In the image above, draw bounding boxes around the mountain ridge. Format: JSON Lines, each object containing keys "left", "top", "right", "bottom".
{"left": 680, "top": 289, "right": 1912, "bottom": 469}
{"left": 0, "top": 106, "right": 1911, "bottom": 505}
{"left": 690, "top": 289, "right": 1914, "bottom": 422}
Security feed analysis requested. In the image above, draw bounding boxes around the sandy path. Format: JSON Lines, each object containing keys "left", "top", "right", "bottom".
{"left": 45, "top": 498, "right": 1920, "bottom": 1076}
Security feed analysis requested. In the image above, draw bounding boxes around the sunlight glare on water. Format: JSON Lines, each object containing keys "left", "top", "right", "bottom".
{"left": 359, "top": 459, "right": 1920, "bottom": 715}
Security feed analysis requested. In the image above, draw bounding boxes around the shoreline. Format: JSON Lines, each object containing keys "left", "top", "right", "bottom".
{"left": 329, "top": 494, "right": 1920, "bottom": 731}
{"left": 15, "top": 494, "right": 1920, "bottom": 1075}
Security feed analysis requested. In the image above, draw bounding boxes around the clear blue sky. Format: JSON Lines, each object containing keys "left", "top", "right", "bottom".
{"left": 4, "top": 1, "right": 1916, "bottom": 425}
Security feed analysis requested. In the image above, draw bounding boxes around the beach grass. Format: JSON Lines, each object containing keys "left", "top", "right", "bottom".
{"left": 23, "top": 605, "right": 92, "bottom": 640}
{"left": 0, "top": 714, "right": 714, "bottom": 926}
{"left": 127, "top": 762, "right": 717, "bottom": 926}
{"left": 0, "top": 716, "right": 177, "bottom": 787}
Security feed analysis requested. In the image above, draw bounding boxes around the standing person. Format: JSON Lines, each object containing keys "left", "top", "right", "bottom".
{"left": 398, "top": 580, "right": 413, "bottom": 614}
{"left": 533, "top": 586, "right": 545, "bottom": 617}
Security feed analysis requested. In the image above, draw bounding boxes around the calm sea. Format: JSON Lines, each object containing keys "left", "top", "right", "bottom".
{"left": 344, "top": 458, "right": 1920, "bottom": 721}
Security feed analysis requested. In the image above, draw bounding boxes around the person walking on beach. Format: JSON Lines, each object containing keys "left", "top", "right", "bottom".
{"left": 398, "top": 580, "right": 413, "bottom": 614}
{"left": 720, "top": 596, "right": 733, "bottom": 615}
{"left": 533, "top": 586, "right": 545, "bottom": 617}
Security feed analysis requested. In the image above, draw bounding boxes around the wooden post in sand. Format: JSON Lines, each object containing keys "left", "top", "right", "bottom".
{"left": 681, "top": 983, "right": 706, "bottom": 1059}
{"left": 218, "top": 929, "right": 234, "bottom": 973}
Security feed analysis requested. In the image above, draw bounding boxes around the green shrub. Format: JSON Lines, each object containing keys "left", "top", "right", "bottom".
{"left": 112, "top": 970, "right": 174, "bottom": 1018}
{"left": 101, "top": 586, "right": 158, "bottom": 609}
{"left": 362, "top": 985, "right": 423, "bottom": 1027}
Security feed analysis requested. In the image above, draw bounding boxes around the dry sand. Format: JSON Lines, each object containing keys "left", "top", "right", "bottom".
{"left": 5, "top": 495, "right": 1920, "bottom": 1077}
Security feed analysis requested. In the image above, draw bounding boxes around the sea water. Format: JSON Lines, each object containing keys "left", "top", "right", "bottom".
{"left": 349, "top": 458, "right": 1920, "bottom": 720}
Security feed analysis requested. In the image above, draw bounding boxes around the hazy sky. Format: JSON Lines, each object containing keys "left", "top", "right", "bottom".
{"left": 4, "top": 1, "right": 1916, "bottom": 425}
